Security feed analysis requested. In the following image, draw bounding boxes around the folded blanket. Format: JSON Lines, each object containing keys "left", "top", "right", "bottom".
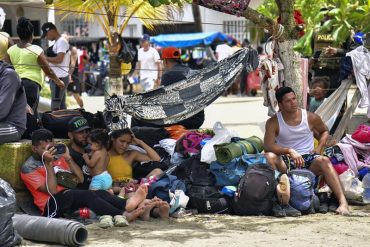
{"left": 214, "top": 136, "right": 263, "bottom": 164}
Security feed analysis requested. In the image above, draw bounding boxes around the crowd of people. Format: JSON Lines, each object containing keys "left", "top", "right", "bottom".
{"left": 0, "top": 11, "right": 357, "bottom": 232}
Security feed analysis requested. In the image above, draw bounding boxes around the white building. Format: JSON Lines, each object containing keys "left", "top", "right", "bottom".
{"left": 1, "top": 0, "right": 263, "bottom": 42}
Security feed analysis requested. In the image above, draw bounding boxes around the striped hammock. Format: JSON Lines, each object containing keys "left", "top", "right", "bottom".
{"left": 104, "top": 48, "right": 259, "bottom": 130}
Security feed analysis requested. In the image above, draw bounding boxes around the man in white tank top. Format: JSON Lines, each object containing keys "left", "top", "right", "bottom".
{"left": 264, "top": 87, "right": 349, "bottom": 215}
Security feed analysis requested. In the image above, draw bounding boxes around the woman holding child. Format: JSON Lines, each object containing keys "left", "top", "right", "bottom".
{"left": 108, "top": 128, "right": 164, "bottom": 193}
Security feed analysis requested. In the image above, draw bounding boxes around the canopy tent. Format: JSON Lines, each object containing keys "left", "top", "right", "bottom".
{"left": 150, "top": 32, "right": 231, "bottom": 48}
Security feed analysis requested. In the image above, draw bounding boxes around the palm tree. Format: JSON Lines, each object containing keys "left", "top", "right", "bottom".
{"left": 50, "top": 0, "right": 190, "bottom": 96}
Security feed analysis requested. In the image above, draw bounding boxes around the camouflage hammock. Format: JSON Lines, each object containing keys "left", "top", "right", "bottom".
{"left": 104, "top": 48, "right": 259, "bottom": 130}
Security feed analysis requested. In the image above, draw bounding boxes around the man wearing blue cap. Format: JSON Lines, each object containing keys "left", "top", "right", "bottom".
{"left": 133, "top": 34, "right": 162, "bottom": 92}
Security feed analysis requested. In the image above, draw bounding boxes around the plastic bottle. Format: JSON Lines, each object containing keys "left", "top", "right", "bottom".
{"left": 362, "top": 172, "right": 370, "bottom": 203}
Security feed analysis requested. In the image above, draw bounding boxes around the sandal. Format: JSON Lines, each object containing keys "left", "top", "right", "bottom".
{"left": 98, "top": 215, "right": 114, "bottom": 229}
{"left": 276, "top": 174, "right": 290, "bottom": 205}
{"left": 113, "top": 215, "right": 129, "bottom": 227}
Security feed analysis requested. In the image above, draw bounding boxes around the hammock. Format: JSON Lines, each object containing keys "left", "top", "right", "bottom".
{"left": 104, "top": 48, "right": 259, "bottom": 130}
{"left": 315, "top": 79, "right": 352, "bottom": 130}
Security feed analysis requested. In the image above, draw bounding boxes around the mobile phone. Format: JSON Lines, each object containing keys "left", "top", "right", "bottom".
{"left": 54, "top": 144, "right": 66, "bottom": 155}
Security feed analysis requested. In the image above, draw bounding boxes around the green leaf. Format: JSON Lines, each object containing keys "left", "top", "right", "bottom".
{"left": 148, "top": 0, "right": 162, "bottom": 7}
{"left": 320, "top": 19, "right": 336, "bottom": 32}
{"left": 328, "top": 8, "right": 341, "bottom": 16}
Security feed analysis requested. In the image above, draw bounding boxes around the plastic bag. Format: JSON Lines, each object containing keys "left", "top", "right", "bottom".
{"left": 0, "top": 178, "right": 22, "bottom": 246}
{"left": 200, "top": 122, "right": 238, "bottom": 164}
{"left": 339, "top": 169, "right": 364, "bottom": 200}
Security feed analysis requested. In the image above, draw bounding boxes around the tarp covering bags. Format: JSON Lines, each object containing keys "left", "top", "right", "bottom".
{"left": 0, "top": 178, "right": 22, "bottom": 247}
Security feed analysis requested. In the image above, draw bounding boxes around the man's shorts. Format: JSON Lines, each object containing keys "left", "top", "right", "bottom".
{"left": 281, "top": 153, "right": 321, "bottom": 170}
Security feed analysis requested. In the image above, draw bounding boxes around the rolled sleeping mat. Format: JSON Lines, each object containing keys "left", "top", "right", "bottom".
{"left": 214, "top": 136, "right": 264, "bottom": 164}
{"left": 12, "top": 214, "right": 88, "bottom": 246}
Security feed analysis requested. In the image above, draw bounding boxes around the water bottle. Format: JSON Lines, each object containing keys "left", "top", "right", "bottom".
{"left": 362, "top": 172, "right": 370, "bottom": 203}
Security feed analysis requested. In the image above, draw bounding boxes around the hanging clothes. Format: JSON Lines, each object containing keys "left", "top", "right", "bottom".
{"left": 260, "top": 59, "right": 280, "bottom": 116}
{"left": 346, "top": 46, "right": 370, "bottom": 117}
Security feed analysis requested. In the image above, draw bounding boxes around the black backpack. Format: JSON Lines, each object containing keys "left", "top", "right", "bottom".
{"left": 232, "top": 164, "right": 276, "bottom": 216}
{"left": 187, "top": 185, "right": 229, "bottom": 214}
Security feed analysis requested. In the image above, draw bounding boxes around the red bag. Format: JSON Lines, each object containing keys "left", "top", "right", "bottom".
{"left": 351, "top": 124, "right": 370, "bottom": 143}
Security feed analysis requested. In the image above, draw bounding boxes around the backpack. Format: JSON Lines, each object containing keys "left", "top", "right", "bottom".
{"left": 187, "top": 185, "right": 229, "bottom": 214}
{"left": 173, "top": 154, "right": 216, "bottom": 187}
{"left": 232, "top": 164, "right": 276, "bottom": 216}
{"left": 288, "top": 169, "right": 316, "bottom": 213}
{"left": 147, "top": 174, "right": 186, "bottom": 203}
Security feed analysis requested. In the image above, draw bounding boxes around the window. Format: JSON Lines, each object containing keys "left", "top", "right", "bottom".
{"left": 61, "top": 19, "right": 88, "bottom": 37}
{"left": 223, "top": 20, "right": 248, "bottom": 43}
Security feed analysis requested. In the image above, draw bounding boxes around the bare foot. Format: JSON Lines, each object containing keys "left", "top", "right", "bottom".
{"left": 125, "top": 184, "right": 148, "bottom": 212}
{"left": 153, "top": 201, "right": 170, "bottom": 219}
{"left": 140, "top": 200, "right": 156, "bottom": 221}
{"left": 336, "top": 203, "right": 350, "bottom": 215}
{"left": 124, "top": 207, "right": 145, "bottom": 222}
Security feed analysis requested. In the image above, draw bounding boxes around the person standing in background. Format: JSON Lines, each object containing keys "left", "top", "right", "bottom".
{"left": 215, "top": 39, "right": 232, "bottom": 62}
{"left": 5, "top": 18, "right": 64, "bottom": 118}
{"left": 133, "top": 34, "right": 161, "bottom": 92}
{"left": 42, "top": 22, "right": 70, "bottom": 110}
{"left": 0, "top": 7, "right": 13, "bottom": 61}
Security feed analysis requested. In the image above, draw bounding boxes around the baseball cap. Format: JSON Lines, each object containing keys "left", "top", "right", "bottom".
{"left": 41, "top": 22, "right": 56, "bottom": 38}
{"left": 161, "top": 47, "right": 181, "bottom": 59}
{"left": 141, "top": 34, "right": 150, "bottom": 42}
{"left": 68, "top": 116, "right": 91, "bottom": 132}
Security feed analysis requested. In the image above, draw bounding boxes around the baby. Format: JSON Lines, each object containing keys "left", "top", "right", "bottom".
{"left": 308, "top": 76, "right": 329, "bottom": 113}
{"left": 83, "top": 129, "right": 112, "bottom": 191}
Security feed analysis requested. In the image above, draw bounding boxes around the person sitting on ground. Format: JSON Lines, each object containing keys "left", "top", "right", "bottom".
{"left": 0, "top": 60, "right": 27, "bottom": 143}
{"left": 108, "top": 128, "right": 163, "bottom": 194}
{"left": 83, "top": 129, "right": 112, "bottom": 191}
{"left": 5, "top": 17, "right": 64, "bottom": 118}
{"left": 67, "top": 116, "right": 93, "bottom": 189}
{"left": 307, "top": 76, "right": 329, "bottom": 112}
{"left": 20, "top": 128, "right": 153, "bottom": 226}
{"left": 263, "top": 86, "right": 349, "bottom": 215}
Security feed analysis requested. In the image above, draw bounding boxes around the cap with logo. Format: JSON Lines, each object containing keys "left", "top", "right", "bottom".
{"left": 68, "top": 116, "right": 91, "bottom": 132}
{"left": 161, "top": 47, "right": 181, "bottom": 59}
{"left": 41, "top": 22, "right": 56, "bottom": 38}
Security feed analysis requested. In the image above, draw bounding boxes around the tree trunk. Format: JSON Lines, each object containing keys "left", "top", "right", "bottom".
{"left": 278, "top": 40, "right": 303, "bottom": 106}
{"left": 106, "top": 32, "right": 123, "bottom": 97}
{"left": 192, "top": 3, "right": 202, "bottom": 32}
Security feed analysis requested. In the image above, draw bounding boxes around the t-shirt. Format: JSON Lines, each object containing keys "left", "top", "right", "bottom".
{"left": 69, "top": 148, "right": 92, "bottom": 189}
{"left": 215, "top": 43, "right": 232, "bottom": 62}
{"left": 49, "top": 37, "right": 71, "bottom": 78}
{"left": 7, "top": 45, "right": 44, "bottom": 86}
{"left": 161, "top": 63, "right": 190, "bottom": 87}
{"left": 0, "top": 32, "right": 9, "bottom": 61}
{"left": 138, "top": 47, "right": 160, "bottom": 80}
{"left": 309, "top": 97, "right": 326, "bottom": 113}
{"left": 21, "top": 156, "right": 69, "bottom": 215}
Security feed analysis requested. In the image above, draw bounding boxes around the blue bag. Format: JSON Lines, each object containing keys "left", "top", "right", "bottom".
{"left": 147, "top": 174, "right": 186, "bottom": 203}
{"left": 288, "top": 169, "right": 316, "bottom": 213}
{"left": 210, "top": 140, "right": 267, "bottom": 186}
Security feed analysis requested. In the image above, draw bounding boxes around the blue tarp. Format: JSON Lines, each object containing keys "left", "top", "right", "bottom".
{"left": 150, "top": 32, "right": 230, "bottom": 48}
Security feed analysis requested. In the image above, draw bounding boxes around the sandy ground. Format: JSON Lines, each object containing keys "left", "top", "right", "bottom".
{"left": 22, "top": 205, "right": 370, "bottom": 247}
{"left": 22, "top": 94, "right": 369, "bottom": 246}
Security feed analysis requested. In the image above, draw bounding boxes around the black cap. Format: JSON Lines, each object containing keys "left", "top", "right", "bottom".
{"left": 68, "top": 116, "right": 90, "bottom": 132}
{"left": 41, "top": 22, "right": 56, "bottom": 38}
